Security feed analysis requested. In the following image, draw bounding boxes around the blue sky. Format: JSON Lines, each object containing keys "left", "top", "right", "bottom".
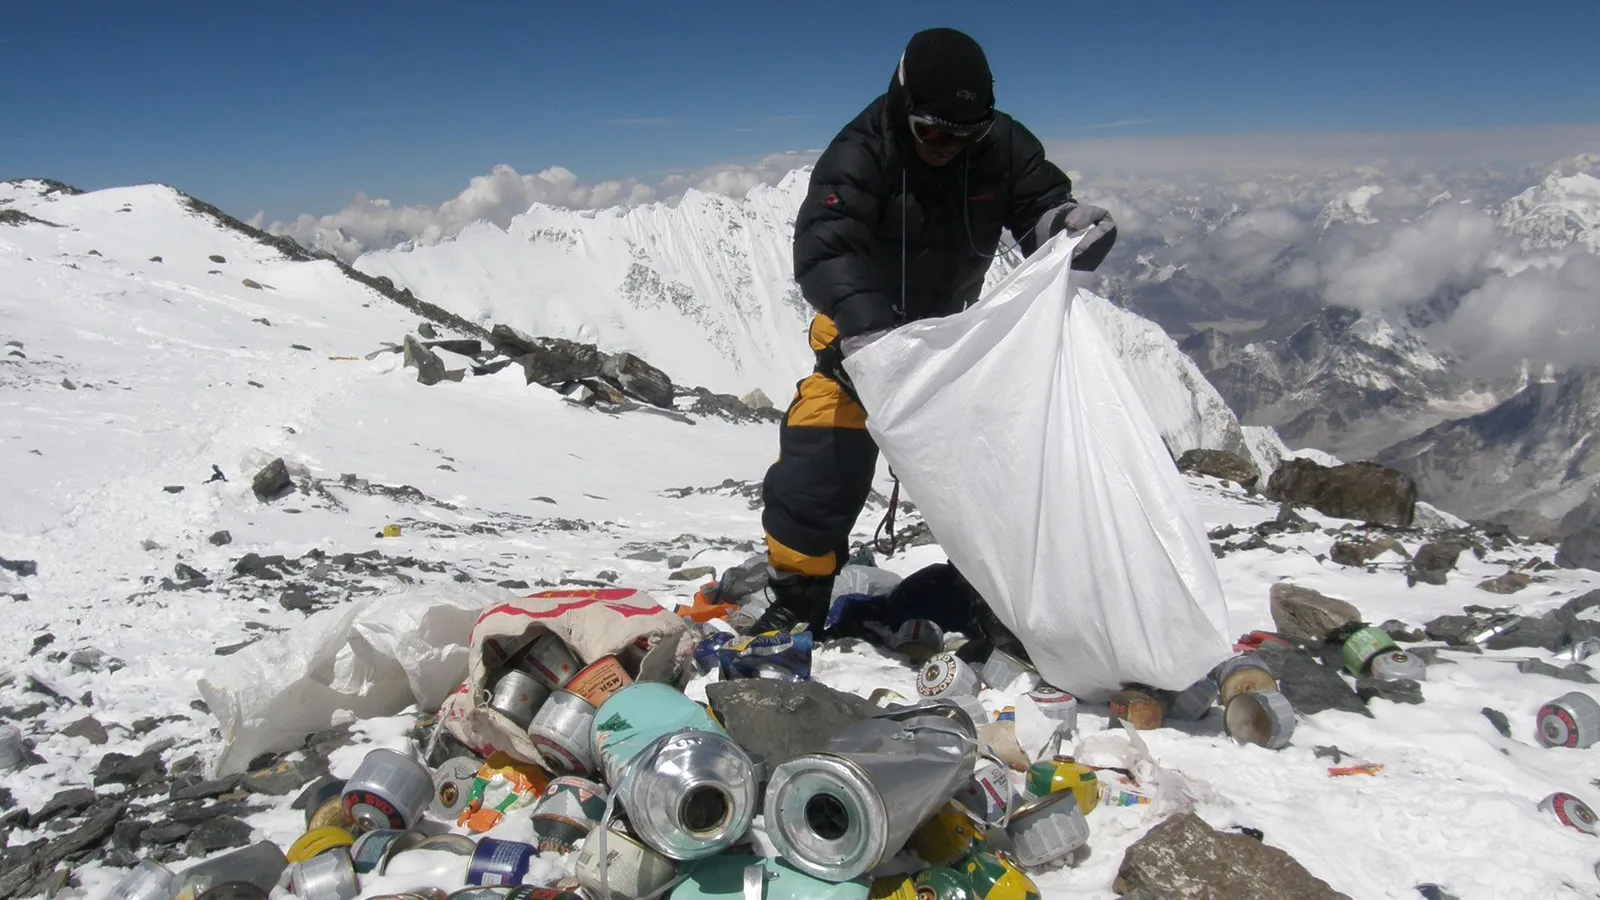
{"left": 5, "top": 0, "right": 1598, "bottom": 221}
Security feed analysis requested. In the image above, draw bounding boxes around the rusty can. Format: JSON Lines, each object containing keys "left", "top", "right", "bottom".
{"left": 890, "top": 619, "right": 946, "bottom": 664}
{"left": 1108, "top": 689, "right": 1164, "bottom": 730}
{"left": 531, "top": 776, "right": 608, "bottom": 853}
{"left": 430, "top": 755, "right": 483, "bottom": 821}
{"left": 1006, "top": 788, "right": 1089, "bottom": 871}
{"left": 527, "top": 689, "right": 598, "bottom": 774}
{"left": 286, "top": 827, "right": 354, "bottom": 864}
{"left": 1537, "top": 691, "right": 1600, "bottom": 749}
{"left": 566, "top": 656, "right": 633, "bottom": 708}
{"left": 288, "top": 847, "right": 359, "bottom": 900}
{"left": 488, "top": 669, "right": 550, "bottom": 729}
{"left": 908, "top": 799, "right": 981, "bottom": 867}
{"left": 341, "top": 748, "right": 434, "bottom": 832}
{"left": 520, "top": 633, "right": 581, "bottom": 690}
{"left": 1539, "top": 792, "right": 1599, "bottom": 835}
{"left": 1224, "top": 690, "right": 1296, "bottom": 750}
{"left": 919, "top": 653, "right": 982, "bottom": 699}
{"left": 1215, "top": 655, "right": 1278, "bottom": 706}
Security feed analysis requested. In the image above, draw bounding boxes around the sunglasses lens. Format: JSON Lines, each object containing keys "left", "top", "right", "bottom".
{"left": 910, "top": 115, "right": 992, "bottom": 147}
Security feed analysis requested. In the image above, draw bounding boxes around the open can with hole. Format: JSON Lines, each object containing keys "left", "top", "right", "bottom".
{"left": 288, "top": 847, "right": 360, "bottom": 900}
{"left": 764, "top": 702, "right": 978, "bottom": 883}
{"left": 107, "top": 859, "right": 175, "bottom": 900}
{"left": 1224, "top": 690, "right": 1296, "bottom": 750}
{"left": 528, "top": 689, "right": 598, "bottom": 774}
{"left": 430, "top": 755, "right": 483, "bottom": 822}
{"left": 1539, "top": 792, "right": 1599, "bottom": 835}
{"left": 342, "top": 748, "right": 433, "bottom": 832}
{"left": 575, "top": 825, "right": 680, "bottom": 900}
{"left": 1537, "top": 691, "right": 1600, "bottom": 749}
{"left": 531, "top": 776, "right": 609, "bottom": 853}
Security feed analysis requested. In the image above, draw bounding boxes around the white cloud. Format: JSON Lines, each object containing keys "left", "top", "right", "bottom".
{"left": 266, "top": 152, "right": 819, "bottom": 261}
{"left": 1434, "top": 253, "right": 1600, "bottom": 374}
{"left": 1319, "top": 205, "right": 1500, "bottom": 311}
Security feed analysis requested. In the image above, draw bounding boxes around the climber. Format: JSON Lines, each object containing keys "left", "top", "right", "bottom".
{"left": 749, "top": 26, "right": 1118, "bottom": 635}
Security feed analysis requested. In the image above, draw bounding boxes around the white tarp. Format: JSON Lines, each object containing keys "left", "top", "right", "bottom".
{"left": 198, "top": 584, "right": 496, "bottom": 775}
{"left": 844, "top": 232, "right": 1233, "bottom": 699}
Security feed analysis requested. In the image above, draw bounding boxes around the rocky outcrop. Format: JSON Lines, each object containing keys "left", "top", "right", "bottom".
{"left": 1177, "top": 449, "right": 1261, "bottom": 489}
{"left": 1269, "top": 583, "right": 1360, "bottom": 645}
{"left": 1266, "top": 459, "right": 1417, "bottom": 527}
{"left": 1115, "top": 811, "right": 1351, "bottom": 899}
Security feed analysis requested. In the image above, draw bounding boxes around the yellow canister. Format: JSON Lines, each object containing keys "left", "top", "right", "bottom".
{"left": 869, "top": 876, "right": 919, "bottom": 900}
{"left": 381, "top": 524, "right": 402, "bottom": 538}
{"left": 1023, "top": 757, "right": 1099, "bottom": 816}
{"left": 908, "top": 799, "right": 982, "bottom": 867}
{"left": 307, "top": 796, "right": 353, "bottom": 831}
{"left": 286, "top": 826, "right": 354, "bottom": 863}
{"left": 960, "top": 851, "right": 1040, "bottom": 900}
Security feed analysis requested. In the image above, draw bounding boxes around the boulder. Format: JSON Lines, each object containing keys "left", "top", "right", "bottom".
{"left": 707, "top": 679, "right": 879, "bottom": 770}
{"left": 1176, "top": 449, "right": 1261, "bottom": 489}
{"left": 519, "top": 337, "right": 606, "bottom": 386}
{"left": 1265, "top": 459, "right": 1416, "bottom": 528}
{"left": 1408, "top": 542, "right": 1463, "bottom": 586}
{"left": 418, "top": 322, "right": 438, "bottom": 339}
{"left": 1114, "top": 811, "right": 1351, "bottom": 900}
{"left": 250, "top": 458, "right": 292, "bottom": 501}
{"left": 1355, "top": 676, "right": 1423, "bottom": 705}
{"left": 489, "top": 323, "right": 540, "bottom": 356}
{"left": 1253, "top": 645, "right": 1370, "bottom": 718}
{"left": 1476, "top": 571, "right": 1532, "bottom": 594}
{"left": 1555, "top": 590, "right": 1600, "bottom": 645}
{"left": 1556, "top": 523, "right": 1600, "bottom": 570}
{"left": 603, "top": 352, "right": 675, "bottom": 408}
{"left": 740, "top": 388, "right": 775, "bottom": 410}
{"left": 1515, "top": 659, "right": 1596, "bottom": 684}
{"left": 402, "top": 334, "right": 446, "bottom": 386}
{"left": 1268, "top": 583, "right": 1361, "bottom": 645}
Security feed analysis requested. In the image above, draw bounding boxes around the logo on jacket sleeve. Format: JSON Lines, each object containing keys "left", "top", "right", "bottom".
{"left": 823, "top": 193, "right": 840, "bottom": 208}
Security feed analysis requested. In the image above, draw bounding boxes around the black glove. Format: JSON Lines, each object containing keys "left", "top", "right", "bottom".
{"left": 1040, "top": 202, "right": 1117, "bottom": 272}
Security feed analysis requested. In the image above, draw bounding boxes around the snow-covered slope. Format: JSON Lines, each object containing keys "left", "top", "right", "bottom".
{"left": 1500, "top": 153, "right": 1600, "bottom": 252}
{"left": 5, "top": 178, "right": 1600, "bottom": 900}
{"left": 356, "top": 173, "right": 816, "bottom": 404}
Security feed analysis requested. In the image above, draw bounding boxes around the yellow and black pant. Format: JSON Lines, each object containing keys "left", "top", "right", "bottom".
{"left": 760, "top": 314, "right": 880, "bottom": 579}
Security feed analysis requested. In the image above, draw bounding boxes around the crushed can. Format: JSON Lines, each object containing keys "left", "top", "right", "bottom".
{"left": 288, "top": 847, "right": 359, "bottom": 900}
{"left": 1025, "top": 687, "right": 1078, "bottom": 734}
{"left": 567, "top": 656, "right": 633, "bottom": 708}
{"left": 1224, "top": 690, "right": 1296, "bottom": 750}
{"left": 1341, "top": 626, "right": 1398, "bottom": 676}
{"left": 1005, "top": 789, "right": 1089, "bottom": 872}
{"left": 1024, "top": 757, "right": 1099, "bottom": 815}
{"left": 1368, "top": 650, "right": 1427, "bottom": 682}
{"left": 107, "top": 859, "right": 175, "bottom": 900}
{"left": 287, "top": 827, "right": 355, "bottom": 864}
{"left": 954, "top": 756, "right": 1016, "bottom": 827}
{"left": 889, "top": 619, "right": 946, "bottom": 664}
{"left": 430, "top": 755, "right": 483, "bottom": 822}
{"left": 527, "top": 689, "right": 598, "bottom": 774}
{"left": 575, "top": 825, "right": 679, "bottom": 900}
{"left": 466, "top": 837, "right": 538, "bottom": 886}
{"left": 919, "top": 653, "right": 982, "bottom": 699}
{"left": 959, "top": 851, "right": 1041, "bottom": 900}
{"left": 519, "top": 633, "right": 582, "bottom": 690}
{"left": 1537, "top": 691, "right": 1600, "bottom": 749}
{"left": 1539, "top": 792, "right": 1599, "bottom": 836}
{"left": 1108, "top": 689, "right": 1163, "bottom": 731}
{"left": 342, "top": 748, "right": 433, "bottom": 832}
{"left": 488, "top": 669, "right": 550, "bottom": 729}
{"left": 531, "top": 776, "right": 608, "bottom": 853}
{"left": 913, "top": 867, "right": 975, "bottom": 900}
{"left": 908, "top": 799, "right": 981, "bottom": 867}
{"left": 456, "top": 752, "right": 552, "bottom": 833}
{"left": 1215, "top": 655, "right": 1278, "bottom": 706}
{"left": 348, "top": 829, "right": 411, "bottom": 876}
{"left": 980, "top": 650, "right": 1040, "bottom": 694}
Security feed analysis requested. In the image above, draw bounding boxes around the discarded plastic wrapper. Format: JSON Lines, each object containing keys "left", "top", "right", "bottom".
{"left": 700, "top": 628, "right": 814, "bottom": 682}
{"left": 765, "top": 701, "right": 979, "bottom": 882}
{"left": 456, "top": 752, "right": 552, "bottom": 833}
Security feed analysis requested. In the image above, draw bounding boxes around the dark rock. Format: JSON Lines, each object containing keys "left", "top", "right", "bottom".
{"left": 418, "top": 322, "right": 438, "bottom": 339}
{"left": 425, "top": 338, "right": 481, "bottom": 357}
{"left": 112, "top": 819, "right": 146, "bottom": 850}
{"left": 1556, "top": 522, "right": 1600, "bottom": 570}
{"left": 41, "top": 800, "right": 124, "bottom": 866}
{"left": 706, "top": 679, "right": 880, "bottom": 770}
{"left": 402, "top": 334, "right": 446, "bottom": 386}
{"left": 103, "top": 848, "right": 141, "bottom": 869}
{"left": 173, "top": 563, "right": 208, "bottom": 585}
{"left": 668, "top": 565, "right": 717, "bottom": 582}
{"left": 242, "top": 756, "right": 321, "bottom": 796}
{"left": 1265, "top": 459, "right": 1416, "bottom": 528}
{"left": 1480, "top": 707, "right": 1512, "bottom": 738}
{"left": 1423, "top": 615, "right": 1477, "bottom": 645}
{"left": 1331, "top": 537, "right": 1405, "bottom": 567}
{"left": 624, "top": 549, "right": 667, "bottom": 562}
{"left": 190, "top": 699, "right": 210, "bottom": 714}
{"left": 1379, "top": 620, "right": 1425, "bottom": 643}
{"left": 602, "top": 352, "right": 675, "bottom": 408}
{"left": 1254, "top": 645, "right": 1370, "bottom": 718}
{"left": 29, "top": 633, "right": 55, "bottom": 655}
{"left": 184, "top": 817, "right": 253, "bottom": 856}
{"left": 170, "top": 776, "right": 242, "bottom": 801}
{"left": 208, "top": 254, "right": 227, "bottom": 263}
{"left": 1114, "top": 810, "right": 1350, "bottom": 900}
{"left": 1477, "top": 571, "right": 1533, "bottom": 595}
{"left": 214, "top": 639, "right": 258, "bottom": 657}
{"left": 489, "top": 323, "right": 541, "bottom": 356}
{"left": 0, "top": 557, "right": 38, "bottom": 577}
{"left": 497, "top": 579, "right": 530, "bottom": 589}
{"left": 1355, "top": 676, "right": 1424, "bottom": 705}
{"left": 162, "top": 484, "right": 184, "bottom": 494}
{"left": 1483, "top": 613, "right": 1567, "bottom": 653}
{"left": 1554, "top": 590, "right": 1600, "bottom": 645}
{"left": 92, "top": 751, "right": 164, "bottom": 787}
{"left": 232, "top": 552, "right": 289, "bottom": 579}
{"left": 1177, "top": 449, "right": 1261, "bottom": 489}
{"left": 472, "top": 358, "right": 517, "bottom": 377}
{"left": 208, "top": 530, "right": 233, "bottom": 546}
{"left": 31, "top": 790, "right": 96, "bottom": 825}
{"left": 139, "top": 821, "right": 194, "bottom": 846}
{"left": 0, "top": 701, "right": 48, "bottom": 720}
{"left": 1268, "top": 583, "right": 1361, "bottom": 645}
{"left": 1311, "top": 745, "right": 1349, "bottom": 763}
{"left": 62, "top": 717, "right": 108, "bottom": 746}
{"left": 570, "top": 377, "right": 627, "bottom": 407}
{"left": 61, "top": 378, "right": 77, "bottom": 391}
{"left": 1412, "top": 542, "right": 1462, "bottom": 574}
{"left": 250, "top": 458, "right": 292, "bottom": 501}
{"left": 1516, "top": 659, "right": 1597, "bottom": 684}
{"left": 0, "top": 787, "right": 11, "bottom": 811}
{"left": 278, "top": 589, "right": 316, "bottom": 612}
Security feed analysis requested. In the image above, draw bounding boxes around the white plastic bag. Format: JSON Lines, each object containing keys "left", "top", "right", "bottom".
{"left": 198, "top": 583, "right": 495, "bottom": 775}
{"left": 843, "top": 232, "right": 1232, "bottom": 699}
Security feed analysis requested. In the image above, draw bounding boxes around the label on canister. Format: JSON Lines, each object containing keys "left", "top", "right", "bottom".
{"left": 960, "top": 851, "right": 1041, "bottom": 900}
{"left": 527, "top": 691, "right": 597, "bottom": 775}
{"left": 531, "top": 777, "right": 608, "bottom": 852}
{"left": 1108, "top": 690, "right": 1163, "bottom": 730}
{"left": 1538, "top": 792, "right": 1599, "bottom": 835}
{"left": 1340, "top": 626, "right": 1398, "bottom": 676}
{"left": 1024, "top": 757, "right": 1098, "bottom": 815}
{"left": 955, "top": 757, "right": 1015, "bottom": 827}
{"left": 467, "top": 838, "right": 537, "bottom": 886}
{"left": 348, "top": 830, "right": 408, "bottom": 875}
{"left": 566, "top": 656, "right": 633, "bottom": 708}
{"left": 919, "top": 653, "right": 981, "bottom": 699}
{"left": 522, "top": 633, "right": 581, "bottom": 690}
{"left": 1536, "top": 691, "right": 1600, "bottom": 749}
{"left": 869, "top": 876, "right": 917, "bottom": 900}
{"left": 912, "top": 866, "right": 973, "bottom": 900}
{"left": 342, "top": 748, "right": 433, "bottom": 832}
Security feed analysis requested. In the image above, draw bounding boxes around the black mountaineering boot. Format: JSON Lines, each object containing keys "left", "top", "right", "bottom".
{"left": 745, "top": 571, "right": 834, "bottom": 636}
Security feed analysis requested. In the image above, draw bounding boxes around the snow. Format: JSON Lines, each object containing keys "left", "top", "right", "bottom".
{"left": 4, "top": 182, "right": 1600, "bottom": 900}
{"left": 1501, "top": 166, "right": 1600, "bottom": 253}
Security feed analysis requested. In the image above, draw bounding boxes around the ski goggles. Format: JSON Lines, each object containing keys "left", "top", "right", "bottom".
{"left": 908, "top": 111, "right": 994, "bottom": 147}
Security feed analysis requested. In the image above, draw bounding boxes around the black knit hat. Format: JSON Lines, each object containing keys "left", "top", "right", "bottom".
{"left": 897, "top": 28, "right": 994, "bottom": 124}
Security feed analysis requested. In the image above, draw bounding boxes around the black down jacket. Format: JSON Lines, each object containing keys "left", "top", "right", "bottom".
{"left": 793, "top": 77, "right": 1077, "bottom": 339}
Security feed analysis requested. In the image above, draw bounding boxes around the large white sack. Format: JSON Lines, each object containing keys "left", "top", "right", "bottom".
{"left": 198, "top": 584, "right": 499, "bottom": 775}
{"left": 844, "top": 232, "right": 1232, "bottom": 699}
